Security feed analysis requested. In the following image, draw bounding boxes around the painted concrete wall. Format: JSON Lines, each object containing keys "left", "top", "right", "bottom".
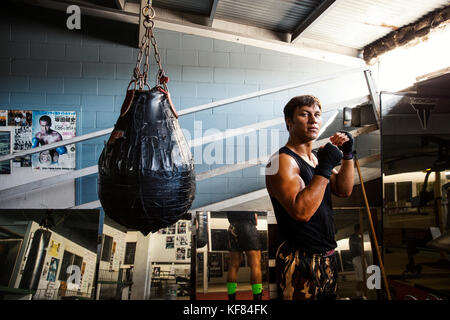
{"left": 0, "top": 5, "right": 372, "bottom": 211}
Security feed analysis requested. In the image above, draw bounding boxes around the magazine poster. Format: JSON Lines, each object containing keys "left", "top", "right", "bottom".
{"left": 12, "top": 125, "right": 32, "bottom": 167}
{"left": 31, "top": 111, "right": 76, "bottom": 170}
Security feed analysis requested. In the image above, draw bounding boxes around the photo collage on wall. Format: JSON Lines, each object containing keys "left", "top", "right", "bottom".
{"left": 159, "top": 220, "right": 191, "bottom": 260}
{"left": 0, "top": 110, "right": 77, "bottom": 171}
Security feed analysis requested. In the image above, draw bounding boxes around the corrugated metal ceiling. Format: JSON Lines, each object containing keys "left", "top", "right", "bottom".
{"left": 300, "top": 0, "right": 450, "bottom": 49}
{"left": 91, "top": 0, "right": 449, "bottom": 50}
{"left": 214, "top": 0, "right": 324, "bottom": 33}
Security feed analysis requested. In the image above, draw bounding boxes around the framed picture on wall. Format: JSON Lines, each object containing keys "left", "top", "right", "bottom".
{"left": 166, "top": 236, "right": 174, "bottom": 249}
{"left": 176, "top": 235, "right": 188, "bottom": 246}
{"left": 167, "top": 225, "right": 176, "bottom": 235}
{"left": 177, "top": 221, "right": 186, "bottom": 234}
{"left": 176, "top": 247, "right": 186, "bottom": 260}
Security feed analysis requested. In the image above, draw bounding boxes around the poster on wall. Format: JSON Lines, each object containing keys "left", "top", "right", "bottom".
{"left": 0, "top": 110, "right": 6, "bottom": 126}
{"left": 0, "top": 131, "right": 11, "bottom": 174}
{"left": 167, "top": 225, "right": 176, "bottom": 234}
{"left": 8, "top": 110, "right": 32, "bottom": 127}
{"left": 166, "top": 236, "right": 174, "bottom": 249}
{"left": 176, "top": 235, "right": 188, "bottom": 246}
{"left": 31, "top": 111, "right": 76, "bottom": 170}
{"left": 12, "top": 125, "right": 32, "bottom": 167}
{"left": 176, "top": 247, "right": 186, "bottom": 260}
{"left": 47, "top": 257, "right": 60, "bottom": 282}
{"left": 177, "top": 221, "right": 186, "bottom": 234}
{"left": 48, "top": 240, "right": 61, "bottom": 257}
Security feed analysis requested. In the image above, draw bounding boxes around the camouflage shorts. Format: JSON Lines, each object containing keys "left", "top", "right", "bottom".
{"left": 276, "top": 241, "right": 338, "bottom": 300}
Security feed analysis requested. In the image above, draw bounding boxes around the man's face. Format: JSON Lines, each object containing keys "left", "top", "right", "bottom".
{"left": 40, "top": 120, "right": 50, "bottom": 133}
{"left": 286, "top": 104, "right": 322, "bottom": 141}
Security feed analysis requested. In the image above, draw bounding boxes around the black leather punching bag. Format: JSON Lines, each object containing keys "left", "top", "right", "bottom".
{"left": 98, "top": 86, "right": 196, "bottom": 235}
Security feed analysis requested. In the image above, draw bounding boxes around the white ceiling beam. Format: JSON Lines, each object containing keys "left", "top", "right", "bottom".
{"left": 153, "top": 18, "right": 364, "bottom": 67}
{"left": 291, "top": 0, "right": 337, "bottom": 43}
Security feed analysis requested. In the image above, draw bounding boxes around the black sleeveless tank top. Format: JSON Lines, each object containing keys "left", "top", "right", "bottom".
{"left": 269, "top": 146, "right": 337, "bottom": 254}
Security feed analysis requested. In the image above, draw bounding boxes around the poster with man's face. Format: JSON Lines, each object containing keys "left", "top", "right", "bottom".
{"left": 31, "top": 111, "right": 76, "bottom": 170}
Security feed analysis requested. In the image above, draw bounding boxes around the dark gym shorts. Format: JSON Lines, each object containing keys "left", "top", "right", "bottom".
{"left": 275, "top": 240, "right": 338, "bottom": 300}
{"left": 228, "top": 221, "right": 261, "bottom": 251}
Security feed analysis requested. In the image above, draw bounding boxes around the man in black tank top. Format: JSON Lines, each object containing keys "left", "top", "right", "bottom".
{"left": 265, "top": 95, "right": 355, "bottom": 300}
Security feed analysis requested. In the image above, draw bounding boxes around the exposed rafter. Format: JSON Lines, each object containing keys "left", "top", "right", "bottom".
{"left": 291, "top": 0, "right": 337, "bottom": 43}
{"left": 208, "top": 0, "right": 219, "bottom": 27}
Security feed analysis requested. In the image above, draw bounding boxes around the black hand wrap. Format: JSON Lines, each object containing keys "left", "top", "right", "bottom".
{"left": 338, "top": 130, "right": 354, "bottom": 160}
{"left": 315, "top": 143, "right": 343, "bottom": 179}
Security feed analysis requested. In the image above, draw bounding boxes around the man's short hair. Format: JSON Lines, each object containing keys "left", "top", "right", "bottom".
{"left": 39, "top": 115, "right": 52, "bottom": 126}
{"left": 283, "top": 95, "right": 322, "bottom": 130}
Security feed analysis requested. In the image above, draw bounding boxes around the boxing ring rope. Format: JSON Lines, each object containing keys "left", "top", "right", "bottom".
{"left": 0, "top": 67, "right": 368, "bottom": 163}
{"left": 0, "top": 68, "right": 379, "bottom": 204}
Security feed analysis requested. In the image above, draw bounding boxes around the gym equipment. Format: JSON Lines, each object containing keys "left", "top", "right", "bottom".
{"left": 98, "top": 2, "right": 195, "bottom": 235}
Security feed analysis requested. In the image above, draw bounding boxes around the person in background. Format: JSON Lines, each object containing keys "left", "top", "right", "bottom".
{"left": 226, "top": 211, "right": 263, "bottom": 300}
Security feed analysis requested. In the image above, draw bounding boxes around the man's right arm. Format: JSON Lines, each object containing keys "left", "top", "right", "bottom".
{"left": 266, "top": 154, "right": 330, "bottom": 223}
{"left": 32, "top": 133, "right": 41, "bottom": 148}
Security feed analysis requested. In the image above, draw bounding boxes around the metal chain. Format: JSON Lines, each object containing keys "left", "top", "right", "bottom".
{"left": 131, "top": 2, "right": 168, "bottom": 91}
{"left": 149, "top": 27, "right": 168, "bottom": 91}
{"left": 131, "top": 3, "right": 168, "bottom": 91}
{"left": 133, "top": 26, "right": 150, "bottom": 89}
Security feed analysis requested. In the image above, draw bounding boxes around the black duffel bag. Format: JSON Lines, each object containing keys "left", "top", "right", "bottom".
{"left": 98, "top": 85, "right": 196, "bottom": 235}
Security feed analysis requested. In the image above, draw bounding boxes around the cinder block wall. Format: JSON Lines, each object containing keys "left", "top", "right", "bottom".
{"left": 0, "top": 4, "right": 370, "bottom": 210}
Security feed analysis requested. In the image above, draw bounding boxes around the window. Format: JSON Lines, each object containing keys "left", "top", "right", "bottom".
{"left": 124, "top": 242, "right": 136, "bottom": 265}
{"left": 101, "top": 235, "right": 113, "bottom": 262}
{"left": 58, "top": 250, "right": 83, "bottom": 281}
{"left": 397, "top": 181, "right": 412, "bottom": 202}
{"left": 384, "top": 183, "right": 395, "bottom": 203}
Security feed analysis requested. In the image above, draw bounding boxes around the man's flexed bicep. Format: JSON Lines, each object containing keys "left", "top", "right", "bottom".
{"left": 266, "top": 154, "right": 328, "bottom": 223}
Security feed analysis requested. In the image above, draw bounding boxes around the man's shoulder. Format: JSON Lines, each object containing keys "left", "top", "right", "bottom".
{"left": 51, "top": 130, "right": 62, "bottom": 137}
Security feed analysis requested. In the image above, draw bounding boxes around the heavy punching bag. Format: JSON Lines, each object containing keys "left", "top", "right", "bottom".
{"left": 98, "top": 6, "right": 195, "bottom": 235}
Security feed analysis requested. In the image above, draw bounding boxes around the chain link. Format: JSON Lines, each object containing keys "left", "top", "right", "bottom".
{"left": 132, "top": 3, "right": 165, "bottom": 90}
